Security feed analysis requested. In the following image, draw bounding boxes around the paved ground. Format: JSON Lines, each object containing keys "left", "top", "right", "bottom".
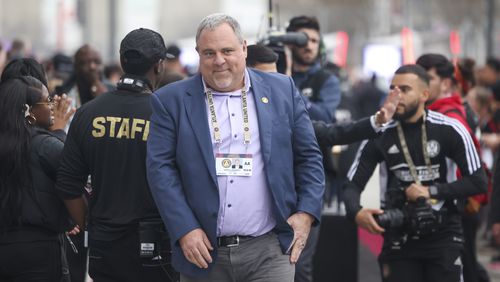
{"left": 477, "top": 233, "right": 500, "bottom": 282}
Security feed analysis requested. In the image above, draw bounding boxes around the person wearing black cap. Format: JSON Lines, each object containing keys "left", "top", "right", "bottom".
{"left": 287, "top": 15, "right": 341, "bottom": 282}
{"left": 56, "top": 28, "right": 178, "bottom": 282}
{"left": 165, "top": 44, "right": 187, "bottom": 78}
{"left": 246, "top": 44, "right": 279, "bottom": 72}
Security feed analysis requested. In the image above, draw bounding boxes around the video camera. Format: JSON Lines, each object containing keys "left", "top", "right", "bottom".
{"left": 259, "top": 31, "right": 309, "bottom": 47}
{"left": 257, "top": 31, "right": 309, "bottom": 74}
{"left": 374, "top": 184, "right": 442, "bottom": 238}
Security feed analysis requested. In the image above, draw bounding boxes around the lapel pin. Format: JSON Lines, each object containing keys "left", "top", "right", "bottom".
{"left": 261, "top": 97, "right": 269, "bottom": 104}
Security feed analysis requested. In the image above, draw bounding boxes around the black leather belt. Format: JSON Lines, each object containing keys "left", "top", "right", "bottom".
{"left": 217, "top": 235, "right": 253, "bottom": 247}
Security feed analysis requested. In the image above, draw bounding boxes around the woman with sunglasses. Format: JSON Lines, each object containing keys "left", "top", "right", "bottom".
{"left": 0, "top": 76, "right": 78, "bottom": 281}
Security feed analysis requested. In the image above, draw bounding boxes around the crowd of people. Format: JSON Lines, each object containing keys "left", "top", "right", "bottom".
{"left": 0, "top": 11, "right": 500, "bottom": 282}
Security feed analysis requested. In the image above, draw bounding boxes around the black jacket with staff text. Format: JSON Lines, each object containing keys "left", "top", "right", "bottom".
{"left": 56, "top": 86, "right": 160, "bottom": 241}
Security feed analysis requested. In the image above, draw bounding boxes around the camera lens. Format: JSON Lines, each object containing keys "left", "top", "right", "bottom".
{"left": 374, "top": 209, "right": 405, "bottom": 228}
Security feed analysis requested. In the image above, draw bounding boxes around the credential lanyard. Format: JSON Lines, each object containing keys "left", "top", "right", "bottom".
{"left": 206, "top": 87, "right": 250, "bottom": 145}
{"left": 396, "top": 111, "right": 434, "bottom": 185}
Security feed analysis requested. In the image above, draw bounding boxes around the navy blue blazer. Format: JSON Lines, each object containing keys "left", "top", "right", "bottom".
{"left": 146, "top": 69, "right": 325, "bottom": 277}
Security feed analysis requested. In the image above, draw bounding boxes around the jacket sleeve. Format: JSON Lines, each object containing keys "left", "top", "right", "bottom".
{"left": 433, "top": 119, "right": 487, "bottom": 200}
{"left": 50, "top": 129, "right": 67, "bottom": 142}
{"left": 146, "top": 93, "right": 201, "bottom": 244}
{"left": 56, "top": 111, "right": 90, "bottom": 199}
{"left": 289, "top": 77, "right": 326, "bottom": 224}
{"left": 307, "top": 75, "right": 341, "bottom": 123}
{"left": 36, "top": 134, "right": 65, "bottom": 181}
{"left": 313, "top": 117, "right": 377, "bottom": 147}
{"left": 343, "top": 140, "right": 382, "bottom": 220}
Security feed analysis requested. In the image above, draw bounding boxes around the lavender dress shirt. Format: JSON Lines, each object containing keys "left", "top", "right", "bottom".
{"left": 203, "top": 69, "right": 277, "bottom": 237}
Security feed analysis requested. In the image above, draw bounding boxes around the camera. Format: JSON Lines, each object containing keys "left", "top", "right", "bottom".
{"left": 375, "top": 185, "right": 441, "bottom": 237}
{"left": 259, "top": 31, "right": 309, "bottom": 47}
{"left": 375, "top": 197, "right": 440, "bottom": 236}
{"left": 257, "top": 31, "right": 309, "bottom": 74}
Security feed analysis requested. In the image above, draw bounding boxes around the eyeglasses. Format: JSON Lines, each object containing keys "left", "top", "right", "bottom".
{"left": 35, "top": 96, "right": 55, "bottom": 106}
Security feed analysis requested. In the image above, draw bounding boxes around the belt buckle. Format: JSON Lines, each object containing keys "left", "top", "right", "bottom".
{"left": 226, "top": 236, "right": 240, "bottom": 247}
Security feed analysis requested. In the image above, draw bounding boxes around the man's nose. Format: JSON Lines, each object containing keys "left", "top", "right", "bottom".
{"left": 214, "top": 53, "right": 225, "bottom": 65}
{"left": 89, "top": 61, "right": 98, "bottom": 70}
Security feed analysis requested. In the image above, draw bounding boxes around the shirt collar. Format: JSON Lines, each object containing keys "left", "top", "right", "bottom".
{"left": 202, "top": 68, "right": 251, "bottom": 96}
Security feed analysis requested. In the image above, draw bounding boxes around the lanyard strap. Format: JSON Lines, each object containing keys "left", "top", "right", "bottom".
{"left": 396, "top": 111, "right": 434, "bottom": 185}
{"left": 206, "top": 87, "right": 251, "bottom": 145}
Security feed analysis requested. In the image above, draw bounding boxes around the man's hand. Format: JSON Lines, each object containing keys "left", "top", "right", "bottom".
{"left": 49, "top": 94, "right": 76, "bottom": 131}
{"left": 355, "top": 208, "right": 385, "bottom": 234}
{"left": 376, "top": 87, "right": 402, "bottom": 126}
{"left": 179, "top": 228, "right": 213, "bottom": 269}
{"left": 405, "top": 183, "right": 430, "bottom": 202}
{"left": 492, "top": 223, "right": 500, "bottom": 246}
{"left": 287, "top": 211, "right": 314, "bottom": 264}
{"left": 67, "top": 225, "right": 81, "bottom": 236}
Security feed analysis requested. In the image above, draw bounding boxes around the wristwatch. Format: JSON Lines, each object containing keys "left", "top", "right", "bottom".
{"left": 428, "top": 185, "right": 439, "bottom": 198}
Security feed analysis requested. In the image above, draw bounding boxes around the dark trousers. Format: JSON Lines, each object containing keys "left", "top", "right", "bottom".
{"left": 67, "top": 231, "right": 87, "bottom": 282}
{"left": 462, "top": 213, "right": 490, "bottom": 282}
{"left": 88, "top": 228, "right": 178, "bottom": 282}
{"left": 0, "top": 240, "right": 61, "bottom": 282}
{"left": 378, "top": 247, "right": 462, "bottom": 282}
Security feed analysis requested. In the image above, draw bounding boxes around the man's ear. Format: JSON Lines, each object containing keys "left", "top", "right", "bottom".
{"left": 441, "top": 78, "right": 453, "bottom": 93}
{"left": 421, "top": 88, "right": 430, "bottom": 103}
{"left": 242, "top": 40, "right": 247, "bottom": 58}
{"left": 154, "top": 60, "right": 163, "bottom": 74}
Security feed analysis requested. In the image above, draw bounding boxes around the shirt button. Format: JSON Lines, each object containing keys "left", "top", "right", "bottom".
{"left": 228, "top": 204, "right": 232, "bottom": 208}
{"left": 234, "top": 134, "right": 237, "bottom": 138}
{"left": 231, "top": 113, "right": 235, "bottom": 117}
{"left": 229, "top": 180, "right": 234, "bottom": 184}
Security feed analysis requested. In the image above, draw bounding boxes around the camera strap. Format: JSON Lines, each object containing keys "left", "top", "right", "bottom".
{"left": 396, "top": 111, "right": 434, "bottom": 186}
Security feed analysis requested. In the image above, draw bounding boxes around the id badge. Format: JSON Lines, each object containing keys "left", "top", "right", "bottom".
{"left": 215, "top": 153, "right": 253, "bottom": 176}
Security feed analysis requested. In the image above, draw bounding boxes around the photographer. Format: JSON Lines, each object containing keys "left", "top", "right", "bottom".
{"left": 286, "top": 15, "right": 341, "bottom": 282}
{"left": 56, "top": 28, "right": 177, "bottom": 282}
{"left": 344, "top": 65, "right": 487, "bottom": 282}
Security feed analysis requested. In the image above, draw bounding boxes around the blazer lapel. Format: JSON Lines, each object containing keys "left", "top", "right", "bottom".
{"left": 184, "top": 75, "right": 217, "bottom": 185}
{"left": 249, "top": 70, "right": 273, "bottom": 164}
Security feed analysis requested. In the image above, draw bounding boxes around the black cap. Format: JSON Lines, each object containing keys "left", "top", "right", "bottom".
{"left": 52, "top": 53, "right": 73, "bottom": 73}
{"left": 120, "top": 28, "right": 167, "bottom": 64}
{"left": 166, "top": 44, "right": 181, "bottom": 60}
{"left": 246, "top": 44, "right": 278, "bottom": 67}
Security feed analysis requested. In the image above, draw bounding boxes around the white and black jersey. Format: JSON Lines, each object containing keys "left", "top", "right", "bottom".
{"left": 344, "top": 110, "right": 487, "bottom": 251}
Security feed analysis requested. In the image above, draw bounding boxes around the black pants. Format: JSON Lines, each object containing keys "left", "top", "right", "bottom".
{"left": 461, "top": 213, "right": 490, "bottom": 282}
{"left": 88, "top": 228, "right": 178, "bottom": 282}
{"left": 0, "top": 240, "right": 61, "bottom": 282}
{"left": 378, "top": 246, "right": 462, "bottom": 282}
{"left": 66, "top": 231, "right": 87, "bottom": 282}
